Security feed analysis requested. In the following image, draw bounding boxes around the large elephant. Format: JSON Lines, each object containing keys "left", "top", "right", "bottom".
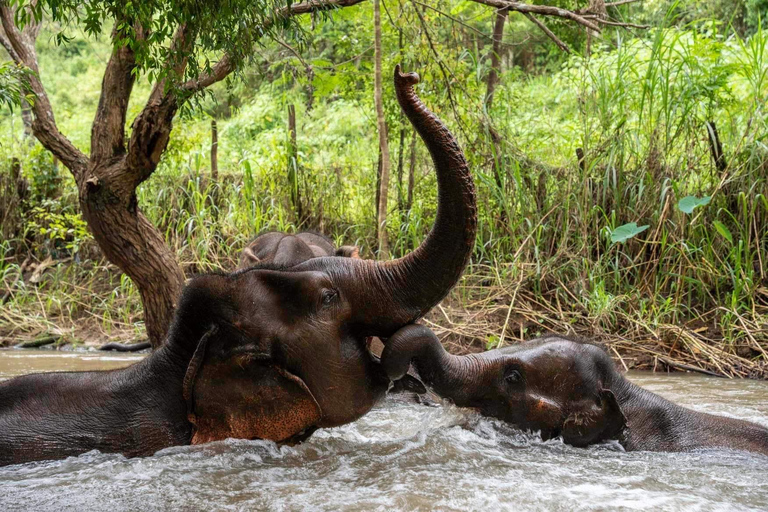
{"left": 238, "top": 231, "right": 359, "bottom": 269}
{"left": 382, "top": 326, "right": 768, "bottom": 455}
{"left": 0, "top": 66, "right": 477, "bottom": 467}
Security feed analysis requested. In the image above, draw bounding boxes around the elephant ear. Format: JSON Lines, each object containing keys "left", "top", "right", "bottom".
{"left": 183, "top": 329, "right": 322, "bottom": 445}
{"left": 335, "top": 245, "right": 360, "bottom": 259}
{"left": 561, "top": 389, "right": 626, "bottom": 447}
{"left": 239, "top": 246, "right": 261, "bottom": 268}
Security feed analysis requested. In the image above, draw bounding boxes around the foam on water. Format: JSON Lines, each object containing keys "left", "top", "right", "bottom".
{"left": 1, "top": 352, "right": 768, "bottom": 511}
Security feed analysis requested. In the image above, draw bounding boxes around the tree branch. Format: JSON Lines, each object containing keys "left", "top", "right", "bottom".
{"left": 90, "top": 23, "right": 141, "bottom": 162}
{"left": 523, "top": 12, "right": 570, "bottom": 53}
{"left": 126, "top": 0, "right": 367, "bottom": 187}
{"left": 0, "top": 25, "right": 21, "bottom": 61}
{"left": 468, "top": 0, "right": 602, "bottom": 33}
{"left": 180, "top": 0, "right": 368, "bottom": 94}
{"left": 126, "top": 23, "right": 195, "bottom": 185}
{"left": 411, "top": 0, "right": 469, "bottom": 141}
{"left": 582, "top": 16, "right": 650, "bottom": 29}
{"left": 0, "top": 1, "right": 87, "bottom": 176}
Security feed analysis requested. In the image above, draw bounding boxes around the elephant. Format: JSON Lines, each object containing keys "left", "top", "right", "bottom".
{"left": 0, "top": 66, "right": 477, "bottom": 467}
{"left": 382, "top": 326, "right": 768, "bottom": 455}
{"left": 238, "top": 231, "right": 359, "bottom": 269}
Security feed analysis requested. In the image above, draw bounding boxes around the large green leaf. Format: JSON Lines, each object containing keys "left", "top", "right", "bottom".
{"left": 712, "top": 220, "right": 733, "bottom": 244}
{"left": 677, "top": 195, "right": 711, "bottom": 214}
{"left": 610, "top": 222, "right": 649, "bottom": 244}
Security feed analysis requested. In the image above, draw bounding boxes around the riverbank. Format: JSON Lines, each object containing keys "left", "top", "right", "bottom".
{"left": 2, "top": 258, "right": 765, "bottom": 378}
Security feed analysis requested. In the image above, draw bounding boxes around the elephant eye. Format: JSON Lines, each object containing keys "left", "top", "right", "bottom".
{"left": 504, "top": 368, "right": 523, "bottom": 384}
{"left": 321, "top": 288, "right": 338, "bottom": 306}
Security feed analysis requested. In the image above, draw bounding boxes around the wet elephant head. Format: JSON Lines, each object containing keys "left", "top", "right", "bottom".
{"left": 173, "top": 66, "right": 477, "bottom": 444}
{"left": 238, "top": 231, "right": 360, "bottom": 269}
{"left": 382, "top": 327, "right": 626, "bottom": 447}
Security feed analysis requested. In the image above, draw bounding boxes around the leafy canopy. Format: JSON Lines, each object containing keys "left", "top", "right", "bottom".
{"left": 11, "top": 0, "right": 309, "bottom": 87}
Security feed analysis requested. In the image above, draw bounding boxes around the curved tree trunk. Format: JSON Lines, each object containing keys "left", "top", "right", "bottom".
{"left": 1, "top": 0, "right": 365, "bottom": 349}
{"left": 78, "top": 161, "right": 184, "bottom": 348}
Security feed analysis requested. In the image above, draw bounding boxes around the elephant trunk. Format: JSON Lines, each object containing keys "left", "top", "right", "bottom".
{"left": 343, "top": 66, "right": 477, "bottom": 333}
{"left": 381, "top": 325, "right": 485, "bottom": 406}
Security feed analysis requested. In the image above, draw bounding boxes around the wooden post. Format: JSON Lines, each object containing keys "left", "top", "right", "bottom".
{"left": 406, "top": 132, "right": 416, "bottom": 212}
{"left": 576, "top": 147, "right": 586, "bottom": 172}
{"left": 287, "top": 104, "right": 302, "bottom": 222}
{"left": 373, "top": 0, "right": 391, "bottom": 258}
{"left": 210, "top": 119, "right": 218, "bottom": 182}
{"left": 705, "top": 121, "right": 726, "bottom": 173}
{"left": 210, "top": 119, "right": 219, "bottom": 216}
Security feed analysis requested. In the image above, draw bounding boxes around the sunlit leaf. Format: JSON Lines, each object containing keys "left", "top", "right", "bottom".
{"left": 610, "top": 222, "right": 649, "bottom": 244}
{"left": 712, "top": 220, "right": 733, "bottom": 244}
{"left": 677, "top": 195, "right": 711, "bottom": 214}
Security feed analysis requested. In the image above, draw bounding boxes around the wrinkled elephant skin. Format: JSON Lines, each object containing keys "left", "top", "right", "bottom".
{"left": 0, "top": 66, "right": 477, "bottom": 467}
{"left": 383, "top": 327, "right": 768, "bottom": 455}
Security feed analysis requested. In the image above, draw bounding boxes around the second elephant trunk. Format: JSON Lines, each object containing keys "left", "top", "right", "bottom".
{"left": 381, "top": 324, "right": 485, "bottom": 406}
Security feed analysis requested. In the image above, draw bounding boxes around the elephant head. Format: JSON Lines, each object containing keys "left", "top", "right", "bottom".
{"left": 238, "top": 231, "right": 360, "bottom": 269}
{"left": 174, "top": 66, "right": 477, "bottom": 444}
{"left": 382, "top": 326, "right": 626, "bottom": 447}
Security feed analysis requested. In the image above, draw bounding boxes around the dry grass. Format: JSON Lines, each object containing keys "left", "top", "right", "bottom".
{"left": 3, "top": 257, "right": 765, "bottom": 379}
{"left": 425, "top": 267, "right": 768, "bottom": 379}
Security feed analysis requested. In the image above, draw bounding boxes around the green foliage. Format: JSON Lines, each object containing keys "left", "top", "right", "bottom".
{"left": 25, "top": 203, "right": 93, "bottom": 255}
{"left": 677, "top": 195, "right": 711, "bottom": 214}
{"left": 0, "top": 61, "right": 32, "bottom": 110}
{"left": 13, "top": 0, "right": 306, "bottom": 94}
{"left": 610, "top": 223, "right": 650, "bottom": 244}
{"left": 0, "top": 0, "right": 766, "bottom": 353}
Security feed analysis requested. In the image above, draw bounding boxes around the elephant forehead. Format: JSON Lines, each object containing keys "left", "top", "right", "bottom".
{"left": 501, "top": 341, "right": 580, "bottom": 365}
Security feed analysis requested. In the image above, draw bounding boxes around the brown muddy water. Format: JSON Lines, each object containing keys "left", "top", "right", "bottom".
{"left": 0, "top": 349, "right": 767, "bottom": 511}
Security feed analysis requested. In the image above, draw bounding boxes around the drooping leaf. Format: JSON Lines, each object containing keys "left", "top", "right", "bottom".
{"left": 677, "top": 195, "right": 711, "bottom": 214}
{"left": 712, "top": 220, "right": 733, "bottom": 244}
{"left": 610, "top": 222, "right": 649, "bottom": 244}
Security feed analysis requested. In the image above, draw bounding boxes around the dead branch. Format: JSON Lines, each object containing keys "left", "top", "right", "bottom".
{"left": 582, "top": 15, "right": 650, "bottom": 29}
{"left": 604, "top": 0, "right": 644, "bottom": 7}
{"left": 523, "top": 12, "right": 570, "bottom": 53}
{"left": 468, "top": 0, "right": 602, "bottom": 33}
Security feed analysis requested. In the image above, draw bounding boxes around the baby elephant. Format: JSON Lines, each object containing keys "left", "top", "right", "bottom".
{"left": 239, "top": 231, "right": 359, "bottom": 269}
{"left": 382, "top": 326, "right": 768, "bottom": 455}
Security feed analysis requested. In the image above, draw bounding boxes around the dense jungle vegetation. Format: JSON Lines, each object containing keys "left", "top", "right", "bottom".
{"left": 1, "top": 0, "right": 767, "bottom": 377}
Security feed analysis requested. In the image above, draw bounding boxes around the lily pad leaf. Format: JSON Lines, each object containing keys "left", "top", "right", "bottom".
{"left": 677, "top": 195, "right": 711, "bottom": 214}
{"left": 712, "top": 220, "right": 733, "bottom": 244}
{"left": 610, "top": 222, "right": 649, "bottom": 244}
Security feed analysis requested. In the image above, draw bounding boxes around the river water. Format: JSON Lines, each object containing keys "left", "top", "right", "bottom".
{"left": 1, "top": 349, "right": 767, "bottom": 511}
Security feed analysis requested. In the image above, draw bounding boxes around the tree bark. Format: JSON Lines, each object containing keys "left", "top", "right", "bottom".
{"left": 396, "top": 28, "right": 405, "bottom": 213}
{"left": 374, "top": 0, "right": 391, "bottom": 259}
{"left": 485, "top": 9, "right": 507, "bottom": 106}
{"left": 210, "top": 119, "right": 218, "bottom": 182}
{"left": 375, "top": 147, "right": 382, "bottom": 236}
{"left": 287, "top": 103, "right": 302, "bottom": 223}
{"left": 406, "top": 130, "right": 417, "bottom": 212}
{"left": 79, "top": 167, "right": 185, "bottom": 347}
{"left": 705, "top": 121, "right": 726, "bottom": 174}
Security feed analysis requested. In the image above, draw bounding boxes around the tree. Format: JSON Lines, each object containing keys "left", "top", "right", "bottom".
{"left": 0, "top": 0, "right": 365, "bottom": 348}
{"left": 373, "top": 0, "right": 391, "bottom": 259}
{"left": 0, "top": 0, "right": 636, "bottom": 348}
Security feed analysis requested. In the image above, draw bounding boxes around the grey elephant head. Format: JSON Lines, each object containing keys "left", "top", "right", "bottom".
{"left": 382, "top": 326, "right": 626, "bottom": 447}
{"left": 179, "top": 66, "right": 477, "bottom": 444}
{"left": 238, "top": 231, "right": 359, "bottom": 269}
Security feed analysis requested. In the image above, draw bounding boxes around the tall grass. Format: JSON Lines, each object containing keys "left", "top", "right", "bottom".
{"left": 0, "top": 23, "right": 766, "bottom": 375}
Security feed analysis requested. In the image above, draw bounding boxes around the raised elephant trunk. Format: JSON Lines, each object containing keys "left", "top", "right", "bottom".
{"left": 330, "top": 66, "right": 476, "bottom": 334}
{"left": 381, "top": 325, "right": 483, "bottom": 405}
